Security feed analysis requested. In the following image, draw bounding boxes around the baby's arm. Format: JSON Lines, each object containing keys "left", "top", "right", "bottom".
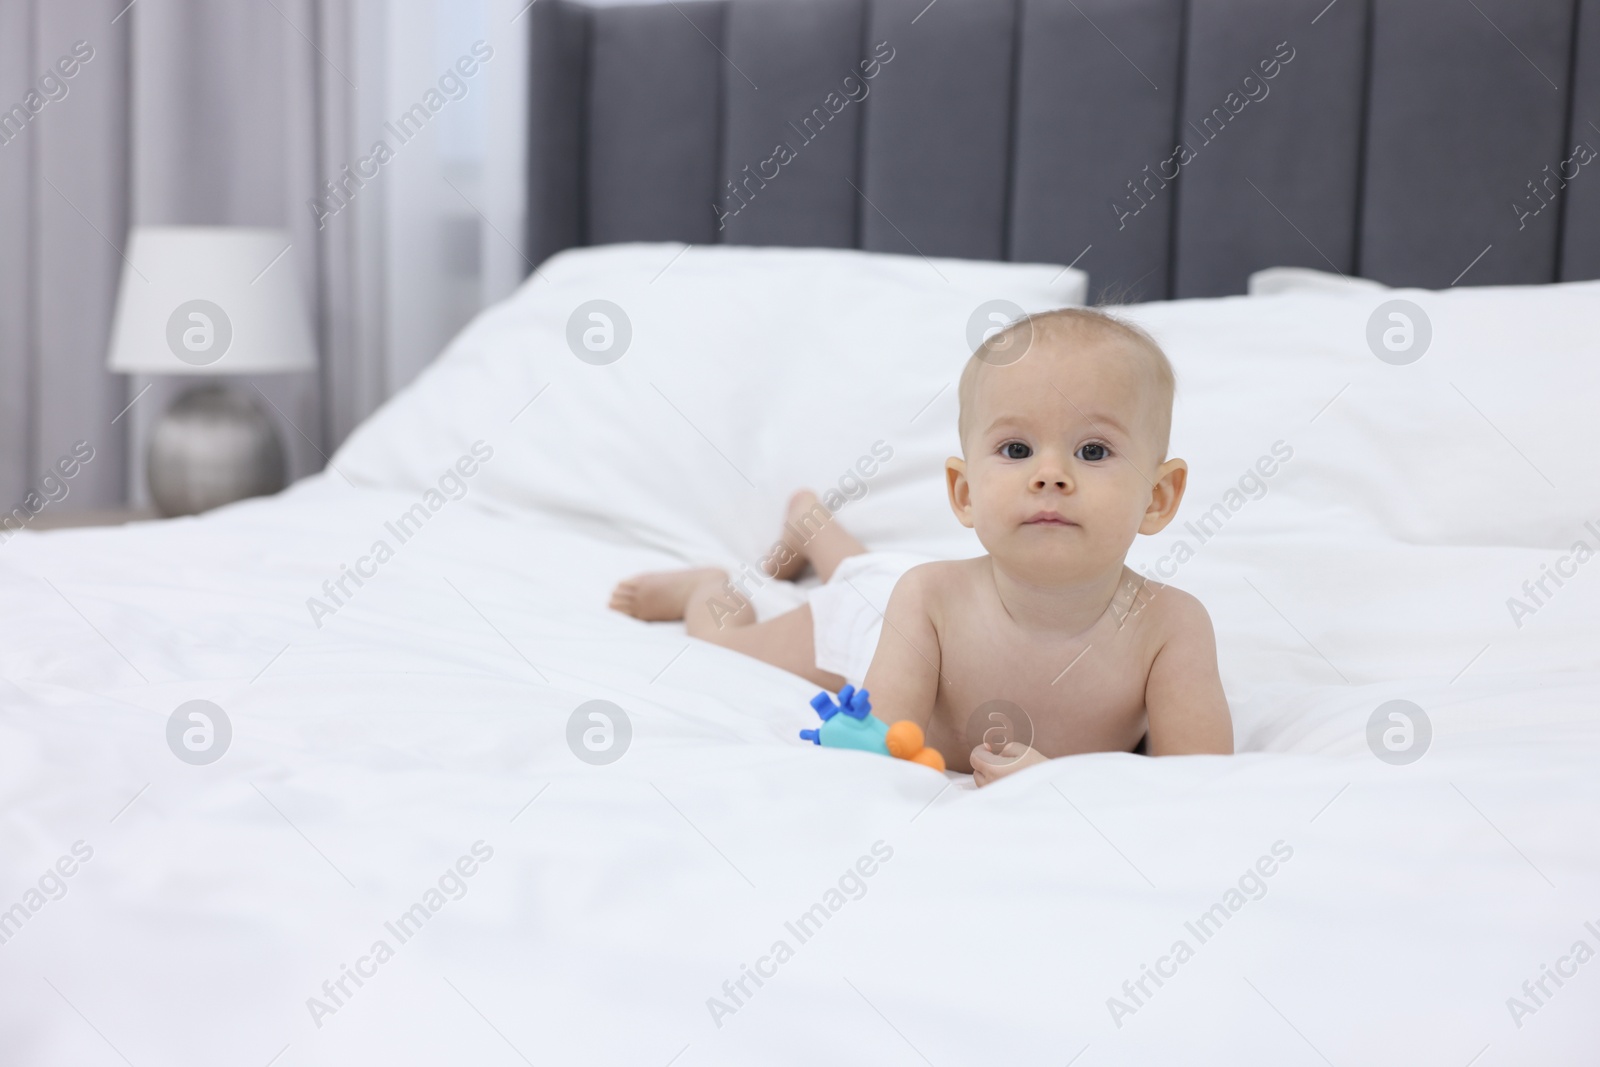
{"left": 1144, "top": 592, "right": 1234, "bottom": 755}
{"left": 860, "top": 567, "right": 942, "bottom": 731}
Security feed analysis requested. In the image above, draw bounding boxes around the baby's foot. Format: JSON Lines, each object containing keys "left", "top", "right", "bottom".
{"left": 772, "top": 490, "right": 832, "bottom": 580}
{"left": 609, "top": 567, "right": 727, "bottom": 621}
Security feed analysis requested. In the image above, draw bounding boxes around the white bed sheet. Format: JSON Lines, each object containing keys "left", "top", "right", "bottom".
{"left": 2, "top": 261, "right": 1598, "bottom": 1064}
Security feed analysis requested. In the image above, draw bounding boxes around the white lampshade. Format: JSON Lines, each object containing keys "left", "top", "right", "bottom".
{"left": 107, "top": 226, "right": 316, "bottom": 375}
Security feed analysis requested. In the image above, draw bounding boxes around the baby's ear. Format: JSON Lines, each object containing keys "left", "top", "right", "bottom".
{"left": 1139, "top": 458, "right": 1187, "bottom": 534}
{"left": 945, "top": 457, "right": 974, "bottom": 528}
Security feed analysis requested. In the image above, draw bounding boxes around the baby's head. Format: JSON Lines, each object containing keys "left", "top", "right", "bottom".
{"left": 947, "top": 308, "right": 1188, "bottom": 584}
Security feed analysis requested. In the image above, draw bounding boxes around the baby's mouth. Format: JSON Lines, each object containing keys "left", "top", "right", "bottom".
{"left": 1023, "top": 512, "right": 1077, "bottom": 526}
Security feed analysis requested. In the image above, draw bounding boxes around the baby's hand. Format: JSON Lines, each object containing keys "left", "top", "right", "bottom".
{"left": 970, "top": 742, "right": 1047, "bottom": 787}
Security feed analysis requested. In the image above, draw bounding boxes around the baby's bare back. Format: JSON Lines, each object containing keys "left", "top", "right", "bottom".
{"left": 916, "top": 559, "right": 1172, "bottom": 773}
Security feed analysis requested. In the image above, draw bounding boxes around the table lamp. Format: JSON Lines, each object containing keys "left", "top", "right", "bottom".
{"left": 107, "top": 227, "right": 316, "bottom": 517}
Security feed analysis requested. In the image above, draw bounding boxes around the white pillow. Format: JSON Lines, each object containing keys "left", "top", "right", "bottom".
{"left": 1115, "top": 279, "right": 1600, "bottom": 718}
{"left": 1125, "top": 277, "right": 1600, "bottom": 551}
{"left": 1246, "top": 266, "right": 1386, "bottom": 296}
{"left": 333, "top": 243, "right": 1086, "bottom": 566}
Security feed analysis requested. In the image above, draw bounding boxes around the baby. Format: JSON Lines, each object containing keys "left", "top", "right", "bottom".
{"left": 611, "top": 308, "right": 1233, "bottom": 784}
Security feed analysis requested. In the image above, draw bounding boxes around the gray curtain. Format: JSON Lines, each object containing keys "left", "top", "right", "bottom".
{"left": 0, "top": 0, "right": 379, "bottom": 517}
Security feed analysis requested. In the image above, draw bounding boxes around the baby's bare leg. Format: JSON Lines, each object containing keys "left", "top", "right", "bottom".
{"left": 613, "top": 492, "right": 868, "bottom": 616}
{"left": 610, "top": 567, "right": 727, "bottom": 622}
{"left": 683, "top": 574, "right": 845, "bottom": 690}
{"left": 779, "top": 490, "right": 867, "bottom": 583}
{"left": 681, "top": 573, "right": 755, "bottom": 631}
{"left": 610, "top": 490, "right": 866, "bottom": 687}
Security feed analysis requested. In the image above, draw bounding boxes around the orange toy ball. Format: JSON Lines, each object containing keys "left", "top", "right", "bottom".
{"left": 910, "top": 747, "right": 946, "bottom": 772}
{"left": 885, "top": 720, "right": 925, "bottom": 759}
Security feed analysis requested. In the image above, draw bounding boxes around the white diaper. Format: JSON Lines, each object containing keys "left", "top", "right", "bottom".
{"left": 806, "top": 551, "right": 935, "bottom": 685}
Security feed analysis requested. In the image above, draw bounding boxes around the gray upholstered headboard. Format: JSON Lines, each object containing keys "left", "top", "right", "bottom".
{"left": 526, "top": 0, "right": 1600, "bottom": 301}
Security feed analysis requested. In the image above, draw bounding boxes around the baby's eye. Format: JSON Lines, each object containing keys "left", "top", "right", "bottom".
{"left": 1078, "top": 442, "right": 1111, "bottom": 462}
{"left": 1001, "top": 441, "right": 1032, "bottom": 460}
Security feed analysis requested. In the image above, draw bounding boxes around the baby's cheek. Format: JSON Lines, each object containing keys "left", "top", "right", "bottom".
{"left": 968, "top": 482, "right": 1011, "bottom": 526}
{"left": 970, "top": 517, "right": 1010, "bottom": 555}
{"left": 1100, "top": 480, "right": 1153, "bottom": 529}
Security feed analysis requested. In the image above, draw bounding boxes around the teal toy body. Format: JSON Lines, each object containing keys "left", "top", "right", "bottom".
{"left": 800, "top": 685, "right": 890, "bottom": 754}
{"left": 801, "top": 686, "right": 947, "bottom": 771}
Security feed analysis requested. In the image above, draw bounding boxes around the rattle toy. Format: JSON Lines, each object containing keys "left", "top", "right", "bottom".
{"left": 800, "top": 685, "right": 945, "bottom": 771}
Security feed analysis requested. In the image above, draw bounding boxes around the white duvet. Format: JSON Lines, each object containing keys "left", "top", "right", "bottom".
{"left": 2, "top": 245, "right": 1597, "bottom": 1065}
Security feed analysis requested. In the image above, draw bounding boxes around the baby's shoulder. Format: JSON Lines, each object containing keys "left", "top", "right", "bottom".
{"left": 1128, "top": 573, "right": 1214, "bottom": 639}
{"left": 889, "top": 557, "right": 985, "bottom": 611}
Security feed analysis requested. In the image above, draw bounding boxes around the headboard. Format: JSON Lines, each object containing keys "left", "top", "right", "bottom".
{"left": 526, "top": 0, "right": 1600, "bottom": 301}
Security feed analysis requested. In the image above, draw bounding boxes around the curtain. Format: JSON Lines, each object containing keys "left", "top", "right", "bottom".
{"left": 360, "top": 0, "right": 532, "bottom": 396}
{"left": 0, "top": 0, "right": 531, "bottom": 516}
{"left": 0, "top": 0, "right": 133, "bottom": 513}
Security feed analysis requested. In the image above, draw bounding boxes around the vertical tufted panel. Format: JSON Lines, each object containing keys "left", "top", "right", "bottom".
{"left": 586, "top": 1, "right": 725, "bottom": 245}
{"left": 1170, "top": 0, "right": 1368, "bottom": 298}
{"left": 718, "top": 0, "right": 867, "bottom": 248}
{"left": 0, "top": 0, "right": 36, "bottom": 509}
{"left": 1561, "top": 0, "right": 1600, "bottom": 281}
{"left": 529, "top": 0, "right": 1600, "bottom": 293}
{"left": 526, "top": 0, "right": 590, "bottom": 266}
{"left": 857, "top": 0, "right": 1017, "bottom": 261}
{"left": 1360, "top": 0, "right": 1577, "bottom": 287}
{"left": 1009, "top": 0, "right": 1185, "bottom": 302}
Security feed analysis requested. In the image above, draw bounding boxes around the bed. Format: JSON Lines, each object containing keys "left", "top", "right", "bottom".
{"left": 5, "top": 1, "right": 1600, "bottom": 1063}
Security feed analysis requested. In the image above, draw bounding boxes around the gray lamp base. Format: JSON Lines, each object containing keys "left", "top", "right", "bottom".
{"left": 148, "top": 384, "right": 287, "bottom": 517}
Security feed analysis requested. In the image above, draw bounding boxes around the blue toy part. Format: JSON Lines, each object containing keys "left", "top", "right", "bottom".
{"left": 800, "top": 686, "right": 890, "bottom": 755}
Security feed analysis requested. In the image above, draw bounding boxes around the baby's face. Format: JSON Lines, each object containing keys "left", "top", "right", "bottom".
{"left": 948, "top": 335, "right": 1183, "bottom": 585}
